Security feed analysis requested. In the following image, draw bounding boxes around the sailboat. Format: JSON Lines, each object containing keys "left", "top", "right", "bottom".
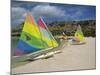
{"left": 67, "top": 24, "right": 85, "bottom": 45}
{"left": 12, "top": 13, "right": 58, "bottom": 63}
{"left": 74, "top": 24, "right": 85, "bottom": 42}
{"left": 72, "top": 24, "right": 85, "bottom": 45}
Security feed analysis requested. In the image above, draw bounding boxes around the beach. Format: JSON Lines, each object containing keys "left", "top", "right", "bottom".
{"left": 12, "top": 37, "right": 96, "bottom": 74}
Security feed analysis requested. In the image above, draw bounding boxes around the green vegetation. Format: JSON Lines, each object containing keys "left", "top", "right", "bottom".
{"left": 48, "top": 20, "right": 96, "bottom": 37}
{"left": 11, "top": 20, "right": 96, "bottom": 37}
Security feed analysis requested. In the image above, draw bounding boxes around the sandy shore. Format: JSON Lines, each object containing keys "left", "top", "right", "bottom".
{"left": 12, "top": 37, "right": 96, "bottom": 74}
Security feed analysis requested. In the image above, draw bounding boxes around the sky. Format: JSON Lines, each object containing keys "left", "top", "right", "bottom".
{"left": 11, "top": 1, "right": 96, "bottom": 28}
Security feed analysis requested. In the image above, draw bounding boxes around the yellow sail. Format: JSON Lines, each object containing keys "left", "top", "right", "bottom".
{"left": 75, "top": 25, "right": 84, "bottom": 41}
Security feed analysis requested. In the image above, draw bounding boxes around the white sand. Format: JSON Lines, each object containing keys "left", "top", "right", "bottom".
{"left": 12, "top": 37, "right": 96, "bottom": 74}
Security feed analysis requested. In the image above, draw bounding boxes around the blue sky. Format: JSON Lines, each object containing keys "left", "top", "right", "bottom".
{"left": 11, "top": 1, "right": 96, "bottom": 28}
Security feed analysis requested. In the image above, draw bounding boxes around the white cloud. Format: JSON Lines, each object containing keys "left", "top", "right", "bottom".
{"left": 12, "top": 7, "right": 27, "bottom": 19}
{"left": 72, "top": 11, "right": 84, "bottom": 20}
{"left": 12, "top": 5, "right": 85, "bottom": 27}
{"left": 11, "top": 7, "right": 27, "bottom": 28}
{"left": 31, "top": 5, "right": 66, "bottom": 17}
{"left": 75, "top": 11, "right": 83, "bottom": 16}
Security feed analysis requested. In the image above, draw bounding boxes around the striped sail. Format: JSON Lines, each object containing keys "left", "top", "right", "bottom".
{"left": 15, "top": 13, "right": 48, "bottom": 56}
{"left": 74, "top": 24, "right": 84, "bottom": 41}
{"left": 38, "top": 17, "right": 58, "bottom": 48}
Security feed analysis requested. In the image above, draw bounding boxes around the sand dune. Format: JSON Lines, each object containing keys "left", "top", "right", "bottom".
{"left": 12, "top": 37, "right": 96, "bottom": 74}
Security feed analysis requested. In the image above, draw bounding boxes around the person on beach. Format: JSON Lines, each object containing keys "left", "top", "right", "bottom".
{"left": 59, "top": 32, "right": 67, "bottom": 48}
{"left": 61, "top": 32, "right": 66, "bottom": 40}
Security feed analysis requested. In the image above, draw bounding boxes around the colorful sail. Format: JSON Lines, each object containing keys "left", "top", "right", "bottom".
{"left": 15, "top": 13, "right": 48, "bottom": 56}
{"left": 74, "top": 24, "right": 84, "bottom": 41}
{"left": 38, "top": 17, "right": 58, "bottom": 47}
